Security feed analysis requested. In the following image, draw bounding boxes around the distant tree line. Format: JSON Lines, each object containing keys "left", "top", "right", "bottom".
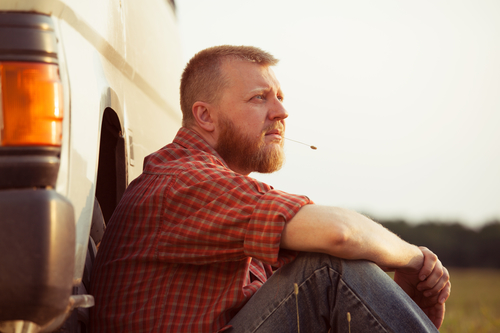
{"left": 377, "top": 219, "right": 500, "bottom": 268}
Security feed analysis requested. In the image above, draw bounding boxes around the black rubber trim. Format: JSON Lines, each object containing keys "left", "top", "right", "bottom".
{"left": 0, "top": 12, "right": 58, "bottom": 64}
{"left": 0, "top": 188, "right": 75, "bottom": 326}
{"left": 0, "top": 146, "right": 60, "bottom": 189}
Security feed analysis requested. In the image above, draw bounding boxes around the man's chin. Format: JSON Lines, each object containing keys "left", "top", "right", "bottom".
{"left": 253, "top": 146, "right": 285, "bottom": 174}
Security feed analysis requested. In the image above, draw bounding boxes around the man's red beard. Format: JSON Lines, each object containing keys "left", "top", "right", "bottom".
{"left": 215, "top": 116, "right": 285, "bottom": 174}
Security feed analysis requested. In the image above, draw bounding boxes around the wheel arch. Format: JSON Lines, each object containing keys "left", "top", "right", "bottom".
{"left": 95, "top": 108, "right": 127, "bottom": 224}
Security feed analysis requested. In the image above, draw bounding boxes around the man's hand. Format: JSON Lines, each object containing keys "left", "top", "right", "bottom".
{"left": 394, "top": 247, "right": 451, "bottom": 329}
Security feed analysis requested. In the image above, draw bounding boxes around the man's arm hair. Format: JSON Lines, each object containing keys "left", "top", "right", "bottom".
{"left": 280, "top": 205, "right": 423, "bottom": 270}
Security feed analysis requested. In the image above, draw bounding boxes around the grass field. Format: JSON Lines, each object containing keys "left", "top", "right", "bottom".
{"left": 439, "top": 268, "right": 500, "bottom": 333}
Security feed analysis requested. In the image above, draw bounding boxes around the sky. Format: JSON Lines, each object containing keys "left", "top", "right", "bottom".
{"left": 175, "top": 0, "right": 500, "bottom": 228}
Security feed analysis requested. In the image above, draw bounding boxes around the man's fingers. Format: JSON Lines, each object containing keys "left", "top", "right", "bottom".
{"left": 418, "top": 246, "right": 437, "bottom": 281}
{"left": 419, "top": 266, "right": 449, "bottom": 296}
{"left": 438, "top": 280, "right": 451, "bottom": 304}
{"left": 420, "top": 280, "right": 450, "bottom": 329}
{"left": 430, "top": 303, "right": 446, "bottom": 329}
{"left": 420, "top": 260, "right": 444, "bottom": 289}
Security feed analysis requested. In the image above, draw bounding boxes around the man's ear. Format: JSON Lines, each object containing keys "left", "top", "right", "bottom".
{"left": 192, "top": 101, "right": 215, "bottom": 132}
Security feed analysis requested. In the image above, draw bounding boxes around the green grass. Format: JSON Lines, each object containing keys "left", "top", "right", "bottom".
{"left": 439, "top": 268, "right": 500, "bottom": 333}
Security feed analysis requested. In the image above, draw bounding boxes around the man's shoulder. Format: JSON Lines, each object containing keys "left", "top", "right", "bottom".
{"left": 143, "top": 144, "right": 230, "bottom": 178}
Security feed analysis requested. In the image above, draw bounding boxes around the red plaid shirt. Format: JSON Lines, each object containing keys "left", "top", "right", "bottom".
{"left": 90, "top": 127, "right": 311, "bottom": 332}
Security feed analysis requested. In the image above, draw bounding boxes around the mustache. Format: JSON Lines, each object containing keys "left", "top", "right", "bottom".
{"left": 262, "top": 123, "right": 285, "bottom": 135}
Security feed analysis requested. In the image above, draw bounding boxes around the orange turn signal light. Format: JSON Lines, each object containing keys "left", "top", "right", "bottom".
{"left": 0, "top": 61, "right": 63, "bottom": 146}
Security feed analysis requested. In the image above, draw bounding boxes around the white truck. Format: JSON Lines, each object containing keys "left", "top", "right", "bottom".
{"left": 0, "top": 1, "right": 183, "bottom": 332}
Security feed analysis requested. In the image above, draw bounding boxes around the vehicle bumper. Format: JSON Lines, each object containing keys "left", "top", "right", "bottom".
{"left": 0, "top": 188, "right": 75, "bottom": 328}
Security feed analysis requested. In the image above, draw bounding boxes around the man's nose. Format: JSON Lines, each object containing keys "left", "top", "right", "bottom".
{"left": 268, "top": 97, "right": 289, "bottom": 121}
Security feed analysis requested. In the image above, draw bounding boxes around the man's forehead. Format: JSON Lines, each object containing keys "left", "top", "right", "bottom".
{"left": 221, "top": 58, "right": 281, "bottom": 90}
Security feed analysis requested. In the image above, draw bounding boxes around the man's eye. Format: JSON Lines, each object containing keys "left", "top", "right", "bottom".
{"left": 255, "top": 95, "right": 264, "bottom": 100}
{"left": 277, "top": 96, "right": 284, "bottom": 102}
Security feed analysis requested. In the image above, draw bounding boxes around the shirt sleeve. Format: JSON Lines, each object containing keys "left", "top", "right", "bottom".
{"left": 244, "top": 188, "right": 309, "bottom": 264}
{"left": 156, "top": 165, "right": 311, "bottom": 265}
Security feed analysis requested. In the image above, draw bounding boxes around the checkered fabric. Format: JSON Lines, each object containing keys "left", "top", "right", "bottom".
{"left": 90, "top": 127, "right": 311, "bottom": 332}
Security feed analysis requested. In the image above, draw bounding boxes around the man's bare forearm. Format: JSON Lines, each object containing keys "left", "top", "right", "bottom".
{"left": 280, "top": 205, "right": 423, "bottom": 270}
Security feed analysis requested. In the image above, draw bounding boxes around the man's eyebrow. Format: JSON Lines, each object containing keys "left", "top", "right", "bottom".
{"left": 248, "top": 86, "right": 271, "bottom": 94}
{"left": 248, "top": 86, "right": 284, "bottom": 97}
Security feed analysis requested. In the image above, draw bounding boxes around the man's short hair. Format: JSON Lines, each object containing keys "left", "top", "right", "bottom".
{"left": 180, "top": 45, "right": 279, "bottom": 127}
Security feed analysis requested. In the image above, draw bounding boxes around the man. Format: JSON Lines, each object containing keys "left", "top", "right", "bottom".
{"left": 90, "top": 45, "right": 451, "bottom": 332}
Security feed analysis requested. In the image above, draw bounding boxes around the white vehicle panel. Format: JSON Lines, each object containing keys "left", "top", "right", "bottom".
{"left": 0, "top": 0, "right": 182, "bottom": 287}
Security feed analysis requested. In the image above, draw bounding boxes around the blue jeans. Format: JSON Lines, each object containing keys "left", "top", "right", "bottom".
{"left": 227, "top": 253, "right": 439, "bottom": 332}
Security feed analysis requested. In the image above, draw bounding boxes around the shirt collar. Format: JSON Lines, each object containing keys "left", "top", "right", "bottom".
{"left": 173, "top": 127, "right": 230, "bottom": 169}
